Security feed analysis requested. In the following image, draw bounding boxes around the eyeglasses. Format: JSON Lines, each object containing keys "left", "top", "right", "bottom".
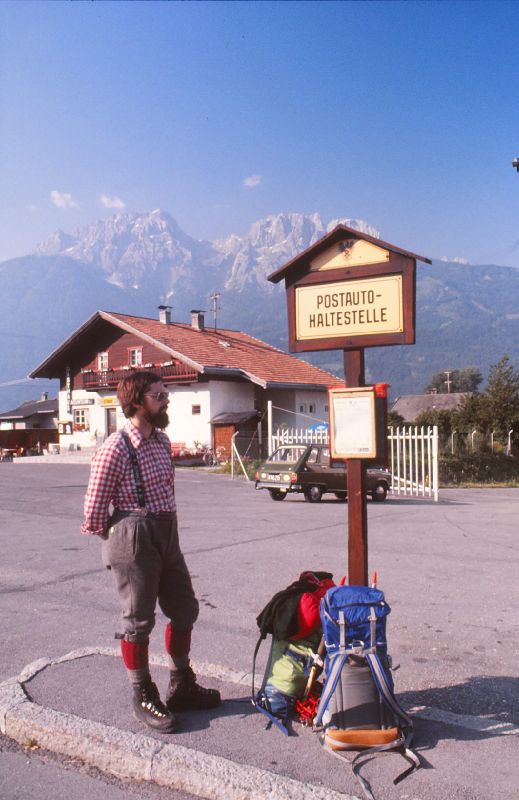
{"left": 144, "top": 392, "right": 169, "bottom": 401}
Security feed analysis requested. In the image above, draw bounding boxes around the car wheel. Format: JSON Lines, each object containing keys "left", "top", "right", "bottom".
{"left": 334, "top": 492, "right": 347, "bottom": 500}
{"left": 304, "top": 485, "right": 323, "bottom": 503}
{"left": 372, "top": 482, "right": 388, "bottom": 502}
{"left": 269, "top": 489, "right": 287, "bottom": 501}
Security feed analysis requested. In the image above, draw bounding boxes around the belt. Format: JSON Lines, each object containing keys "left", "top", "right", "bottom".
{"left": 112, "top": 509, "right": 175, "bottom": 520}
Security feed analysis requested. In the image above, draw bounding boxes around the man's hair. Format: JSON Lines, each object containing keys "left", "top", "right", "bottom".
{"left": 117, "top": 371, "right": 162, "bottom": 418}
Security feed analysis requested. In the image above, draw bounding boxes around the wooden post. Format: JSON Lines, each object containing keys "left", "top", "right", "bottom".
{"left": 344, "top": 349, "right": 368, "bottom": 586}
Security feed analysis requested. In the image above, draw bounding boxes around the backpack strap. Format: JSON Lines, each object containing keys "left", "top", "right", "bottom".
{"left": 314, "top": 651, "right": 348, "bottom": 726}
{"left": 120, "top": 431, "right": 146, "bottom": 509}
{"left": 365, "top": 652, "right": 413, "bottom": 729}
{"left": 365, "top": 652, "right": 421, "bottom": 784}
{"left": 251, "top": 634, "right": 291, "bottom": 736}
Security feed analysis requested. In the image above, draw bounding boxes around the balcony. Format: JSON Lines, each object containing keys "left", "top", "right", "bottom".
{"left": 81, "top": 363, "right": 199, "bottom": 390}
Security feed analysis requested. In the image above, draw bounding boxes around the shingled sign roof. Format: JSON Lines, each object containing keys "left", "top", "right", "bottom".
{"left": 267, "top": 223, "right": 431, "bottom": 284}
{"left": 30, "top": 311, "right": 341, "bottom": 389}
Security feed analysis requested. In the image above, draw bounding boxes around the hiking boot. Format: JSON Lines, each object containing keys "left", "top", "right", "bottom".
{"left": 133, "top": 679, "right": 178, "bottom": 733}
{"left": 166, "top": 666, "right": 221, "bottom": 712}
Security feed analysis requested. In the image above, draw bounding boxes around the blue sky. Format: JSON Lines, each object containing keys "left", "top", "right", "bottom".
{"left": 1, "top": 0, "right": 518, "bottom": 266}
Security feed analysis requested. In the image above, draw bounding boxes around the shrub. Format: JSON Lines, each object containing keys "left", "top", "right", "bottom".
{"left": 440, "top": 453, "right": 519, "bottom": 485}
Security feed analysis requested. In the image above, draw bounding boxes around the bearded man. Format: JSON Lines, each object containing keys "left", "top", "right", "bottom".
{"left": 81, "top": 371, "right": 220, "bottom": 733}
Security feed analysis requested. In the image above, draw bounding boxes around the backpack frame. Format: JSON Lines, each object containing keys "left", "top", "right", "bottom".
{"left": 315, "top": 585, "right": 420, "bottom": 800}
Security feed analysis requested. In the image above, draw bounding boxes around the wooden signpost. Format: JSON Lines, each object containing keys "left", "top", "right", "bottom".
{"left": 269, "top": 225, "right": 430, "bottom": 585}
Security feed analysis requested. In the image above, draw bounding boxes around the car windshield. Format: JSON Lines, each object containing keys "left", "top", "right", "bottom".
{"left": 266, "top": 446, "right": 307, "bottom": 465}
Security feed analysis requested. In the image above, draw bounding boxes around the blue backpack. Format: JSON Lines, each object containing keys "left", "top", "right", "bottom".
{"left": 315, "top": 585, "right": 420, "bottom": 800}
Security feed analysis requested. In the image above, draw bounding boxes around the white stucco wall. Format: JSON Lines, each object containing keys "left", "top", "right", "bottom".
{"left": 207, "top": 381, "right": 255, "bottom": 417}
{"left": 57, "top": 380, "right": 325, "bottom": 451}
{"left": 57, "top": 380, "right": 257, "bottom": 451}
{"left": 164, "top": 386, "right": 211, "bottom": 447}
{"left": 58, "top": 388, "right": 123, "bottom": 449}
{"left": 165, "top": 381, "right": 255, "bottom": 448}
{"left": 268, "top": 388, "right": 329, "bottom": 431}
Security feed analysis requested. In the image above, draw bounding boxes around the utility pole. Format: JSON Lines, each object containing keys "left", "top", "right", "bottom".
{"left": 210, "top": 292, "right": 221, "bottom": 330}
{"left": 444, "top": 370, "right": 452, "bottom": 394}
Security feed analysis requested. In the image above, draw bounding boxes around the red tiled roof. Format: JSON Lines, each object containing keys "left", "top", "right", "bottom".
{"left": 106, "top": 311, "right": 340, "bottom": 388}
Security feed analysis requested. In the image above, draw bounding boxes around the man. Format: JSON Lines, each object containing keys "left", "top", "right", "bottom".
{"left": 81, "top": 371, "right": 220, "bottom": 733}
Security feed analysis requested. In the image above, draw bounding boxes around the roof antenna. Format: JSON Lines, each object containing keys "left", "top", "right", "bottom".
{"left": 210, "top": 292, "right": 221, "bottom": 330}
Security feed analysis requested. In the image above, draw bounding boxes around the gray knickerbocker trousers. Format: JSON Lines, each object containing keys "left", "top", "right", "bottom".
{"left": 101, "top": 510, "right": 199, "bottom": 643}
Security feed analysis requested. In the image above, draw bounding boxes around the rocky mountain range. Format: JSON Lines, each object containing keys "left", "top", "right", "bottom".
{"left": 1, "top": 209, "right": 519, "bottom": 410}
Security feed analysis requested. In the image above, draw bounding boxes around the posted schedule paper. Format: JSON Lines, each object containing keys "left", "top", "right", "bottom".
{"left": 332, "top": 395, "right": 374, "bottom": 456}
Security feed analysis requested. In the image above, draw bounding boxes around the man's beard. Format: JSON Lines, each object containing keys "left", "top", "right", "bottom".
{"left": 144, "top": 409, "right": 169, "bottom": 429}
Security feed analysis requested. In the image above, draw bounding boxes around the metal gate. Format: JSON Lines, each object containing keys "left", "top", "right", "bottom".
{"left": 388, "top": 425, "right": 439, "bottom": 501}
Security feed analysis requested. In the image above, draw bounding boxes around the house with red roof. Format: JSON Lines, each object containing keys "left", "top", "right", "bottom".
{"left": 30, "top": 307, "right": 340, "bottom": 455}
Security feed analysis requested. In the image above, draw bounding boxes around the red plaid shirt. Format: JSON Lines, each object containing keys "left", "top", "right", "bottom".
{"left": 81, "top": 421, "right": 176, "bottom": 536}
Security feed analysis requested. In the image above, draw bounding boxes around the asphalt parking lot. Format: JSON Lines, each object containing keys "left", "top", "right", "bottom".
{"left": 1, "top": 463, "right": 518, "bottom": 799}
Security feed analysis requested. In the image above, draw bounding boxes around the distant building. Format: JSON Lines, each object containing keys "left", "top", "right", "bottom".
{"left": 29, "top": 308, "right": 340, "bottom": 455}
{"left": 0, "top": 393, "right": 58, "bottom": 453}
{"left": 391, "top": 392, "right": 469, "bottom": 423}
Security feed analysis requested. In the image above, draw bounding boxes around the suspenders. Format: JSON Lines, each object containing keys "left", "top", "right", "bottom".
{"left": 119, "top": 429, "right": 174, "bottom": 512}
{"left": 120, "top": 431, "right": 146, "bottom": 508}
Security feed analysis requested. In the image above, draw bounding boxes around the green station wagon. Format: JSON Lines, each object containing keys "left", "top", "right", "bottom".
{"left": 255, "top": 443, "right": 391, "bottom": 502}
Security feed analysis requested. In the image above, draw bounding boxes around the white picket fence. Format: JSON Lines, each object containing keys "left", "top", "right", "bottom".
{"left": 388, "top": 425, "right": 439, "bottom": 502}
{"left": 271, "top": 427, "right": 330, "bottom": 448}
{"left": 270, "top": 424, "right": 439, "bottom": 502}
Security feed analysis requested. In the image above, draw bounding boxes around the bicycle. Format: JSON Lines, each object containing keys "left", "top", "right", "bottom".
{"left": 202, "top": 446, "right": 227, "bottom": 466}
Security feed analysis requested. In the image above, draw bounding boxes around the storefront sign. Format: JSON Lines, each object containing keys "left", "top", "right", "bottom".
{"left": 66, "top": 366, "right": 72, "bottom": 413}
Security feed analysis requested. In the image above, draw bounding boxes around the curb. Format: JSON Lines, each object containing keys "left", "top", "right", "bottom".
{"left": 0, "top": 648, "right": 358, "bottom": 800}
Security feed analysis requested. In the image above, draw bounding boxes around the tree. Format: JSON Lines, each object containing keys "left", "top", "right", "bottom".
{"left": 415, "top": 408, "right": 454, "bottom": 438}
{"left": 453, "top": 356, "right": 519, "bottom": 443}
{"left": 387, "top": 410, "right": 405, "bottom": 428}
{"left": 482, "top": 356, "right": 519, "bottom": 437}
{"left": 424, "top": 367, "right": 483, "bottom": 394}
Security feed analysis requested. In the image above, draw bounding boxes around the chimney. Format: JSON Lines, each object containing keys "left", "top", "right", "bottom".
{"left": 190, "top": 309, "right": 205, "bottom": 331}
{"left": 158, "top": 305, "right": 172, "bottom": 325}
{"left": 40, "top": 391, "right": 48, "bottom": 401}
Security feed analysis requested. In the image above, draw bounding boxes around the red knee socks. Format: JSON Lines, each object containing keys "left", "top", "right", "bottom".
{"left": 120, "top": 640, "right": 151, "bottom": 686}
{"left": 165, "top": 623, "right": 192, "bottom": 671}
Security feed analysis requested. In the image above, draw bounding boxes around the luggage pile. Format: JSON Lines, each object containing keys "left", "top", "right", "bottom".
{"left": 252, "top": 571, "right": 420, "bottom": 800}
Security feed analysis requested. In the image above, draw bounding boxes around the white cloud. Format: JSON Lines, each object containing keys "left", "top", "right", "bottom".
{"left": 100, "top": 194, "right": 126, "bottom": 210}
{"left": 243, "top": 174, "right": 262, "bottom": 188}
{"left": 440, "top": 255, "right": 469, "bottom": 265}
{"left": 50, "top": 190, "right": 77, "bottom": 208}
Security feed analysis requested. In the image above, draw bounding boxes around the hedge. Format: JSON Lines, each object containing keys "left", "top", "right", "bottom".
{"left": 439, "top": 453, "right": 519, "bottom": 485}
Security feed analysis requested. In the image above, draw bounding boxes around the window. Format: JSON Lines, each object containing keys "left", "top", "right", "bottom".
{"left": 325, "top": 405, "right": 329, "bottom": 413}
{"left": 129, "top": 348, "right": 142, "bottom": 367}
{"left": 192, "top": 404, "right": 201, "bottom": 415}
{"left": 97, "top": 352, "right": 109, "bottom": 371}
{"left": 308, "top": 403, "right": 316, "bottom": 414}
{"left": 299, "top": 403, "right": 307, "bottom": 413}
{"left": 306, "top": 446, "right": 319, "bottom": 465}
{"left": 73, "top": 408, "right": 90, "bottom": 432}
